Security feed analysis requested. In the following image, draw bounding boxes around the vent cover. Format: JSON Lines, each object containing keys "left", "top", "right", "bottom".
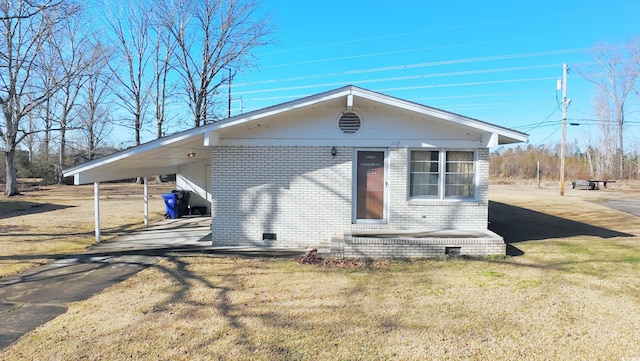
{"left": 263, "top": 233, "right": 277, "bottom": 241}
{"left": 338, "top": 111, "right": 362, "bottom": 134}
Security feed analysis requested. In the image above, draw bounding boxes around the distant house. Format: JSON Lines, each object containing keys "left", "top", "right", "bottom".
{"left": 63, "top": 86, "right": 527, "bottom": 257}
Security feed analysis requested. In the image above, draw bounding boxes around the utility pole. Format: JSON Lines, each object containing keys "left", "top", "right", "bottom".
{"left": 228, "top": 68, "right": 232, "bottom": 118}
{"left": 559, "top": 63, "right": 570, "bottom": 196}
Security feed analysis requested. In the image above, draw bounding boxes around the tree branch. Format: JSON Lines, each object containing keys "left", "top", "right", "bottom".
{"left": 0, "top": 0, "right": 63, "bottom": 20}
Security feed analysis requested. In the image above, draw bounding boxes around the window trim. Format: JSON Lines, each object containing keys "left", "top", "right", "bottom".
{"left": 407, "top": 148, "right": 477, "bottom": 201}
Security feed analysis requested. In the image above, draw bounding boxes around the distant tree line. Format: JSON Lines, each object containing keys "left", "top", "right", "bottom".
{"left": 490, "top": 143, "right": 640, "bottom": 181}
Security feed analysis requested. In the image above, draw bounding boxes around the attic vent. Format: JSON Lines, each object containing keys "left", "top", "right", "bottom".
{"left": 338, "top": 111, "right": 362, "bottom": 134}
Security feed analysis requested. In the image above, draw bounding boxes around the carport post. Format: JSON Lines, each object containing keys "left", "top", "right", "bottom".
{"left": 94, "top": 182, "right": 101, "bottom": 243}
{"left": 143, "top": 177, "right": 149, "bottom": 226}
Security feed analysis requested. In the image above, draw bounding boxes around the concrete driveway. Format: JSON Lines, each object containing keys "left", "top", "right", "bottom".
{"left": 0, "top": 216, "right": 304, "bottom": 350}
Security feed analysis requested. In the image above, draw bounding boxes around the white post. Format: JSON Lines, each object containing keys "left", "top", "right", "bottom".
{"left": 94, "top": 182, "right": 101, "bottom": 243}
{"left": 143, "top": 177, "right": 149, "bottom": 226}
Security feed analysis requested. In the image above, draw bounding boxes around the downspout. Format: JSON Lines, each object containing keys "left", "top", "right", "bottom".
{"left": 94, "top": 182, "right": 101, "bottom": 243}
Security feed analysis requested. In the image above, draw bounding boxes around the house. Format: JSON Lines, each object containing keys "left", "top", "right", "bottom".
{"left": 63, "top": 86, "right": 527, "bottom": 257}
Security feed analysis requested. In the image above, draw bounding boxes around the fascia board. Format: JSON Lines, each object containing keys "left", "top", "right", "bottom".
{"left": 350, "top": 87, "right": 528, "bottom": 143}
{"left": 73, "top": 164, "right": 181, "bottom": 184}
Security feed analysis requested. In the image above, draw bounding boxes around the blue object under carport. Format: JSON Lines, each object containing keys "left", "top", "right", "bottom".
{"left": 162, "top": 193, "right": 179, "bottom": 219}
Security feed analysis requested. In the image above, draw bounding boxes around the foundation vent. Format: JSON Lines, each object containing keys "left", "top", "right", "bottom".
{"left": 445, "top": 247, "right": 461, "bottom": 256}
{"left": 263, "top": 233, "right": 277, "bottom": 241}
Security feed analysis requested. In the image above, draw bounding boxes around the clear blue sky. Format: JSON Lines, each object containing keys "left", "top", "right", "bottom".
{"left": 228, "top": 0, "right": 640, "bottom": 150}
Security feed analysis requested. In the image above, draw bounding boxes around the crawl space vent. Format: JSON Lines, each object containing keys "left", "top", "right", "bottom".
{"left": 445, "top": 247, "right": 461, "bottom": 256}
{"left": 263, "top": 233, "right": 277, "bottom": 241}
{"left": 338, "top": 112, "right": 362, "bottom": 134}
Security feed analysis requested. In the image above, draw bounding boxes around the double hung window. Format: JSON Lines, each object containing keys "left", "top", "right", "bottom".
{"left": 409, "top": 150, "right": 475, "bottom": 199}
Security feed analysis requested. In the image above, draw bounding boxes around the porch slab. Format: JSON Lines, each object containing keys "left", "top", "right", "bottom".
{"left": 329, "top": 229, "right": 506, "bottom": 258}
{"left": 350, "top": 229, "right": 501, "bottom": 239}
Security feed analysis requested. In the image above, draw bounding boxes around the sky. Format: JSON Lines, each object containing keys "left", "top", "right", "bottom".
{"left": 223, "top": 0, "right": 640, "bottom": 150}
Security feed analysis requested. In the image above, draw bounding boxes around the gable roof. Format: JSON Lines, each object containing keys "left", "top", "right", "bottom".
{"left": 63, "top": 85, "right": 527, "bottom": 184}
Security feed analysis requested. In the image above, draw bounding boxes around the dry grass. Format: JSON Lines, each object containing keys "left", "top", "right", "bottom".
{"left": 0, "top": 182, "right": 174, "bottom": 277}
{"left": 2, "top": 182, "right": 640, "bottom": 360}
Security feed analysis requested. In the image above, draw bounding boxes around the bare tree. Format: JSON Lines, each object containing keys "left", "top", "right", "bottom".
{"left": 35, "top": 45, "right": 60, "bottom": 158}
{"left": 151, "top": 17, "right": 176, "bottom": 139}
{"left": 591, "top": 85, "right": 617, "bottom": 178}
{"left": 79, "top": 41, "right": 113, "bottom": 160}
{"left": 103, "top": 0, "right": 155, "bottom": 146}
{"left": 0, "top": 0, "right": 62, "bottom": 20}
{"left": 50, "top": 13, "right": 96, "bottom": 182}
{"left": 582, "top": 37, "right": 640, "bottom": 179}
{"left": 0, "top": 0, "right": 81, "bottom": 196}
{"left": 157, "top": 0, "right": 271, "bottom": 127}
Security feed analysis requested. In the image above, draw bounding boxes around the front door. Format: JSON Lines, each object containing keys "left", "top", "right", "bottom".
{"left": 356, "top": 150, "right": 385, "bottom": 221}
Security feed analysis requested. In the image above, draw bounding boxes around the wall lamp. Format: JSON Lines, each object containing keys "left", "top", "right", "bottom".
{"left": 187, "top": 152, "right": 196, "bottom": 158}
{"left": 331, "top": 147, "right": 337, "bottom": 158}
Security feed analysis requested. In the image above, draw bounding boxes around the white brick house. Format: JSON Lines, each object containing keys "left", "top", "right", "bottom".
{"left": 63, "top": 86, "right": 527, "bottom": 257}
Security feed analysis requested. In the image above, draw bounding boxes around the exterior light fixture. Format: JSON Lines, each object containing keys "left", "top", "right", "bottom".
{"left": 187, "top": 152, "right": 196, "bottom": 158}
{"left": 331, "top": 147, "right": 337, "bottom": 158}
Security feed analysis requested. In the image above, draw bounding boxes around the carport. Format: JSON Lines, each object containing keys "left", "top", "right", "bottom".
{"left": 63, "top": 127, "right": 216, "bottom": 243}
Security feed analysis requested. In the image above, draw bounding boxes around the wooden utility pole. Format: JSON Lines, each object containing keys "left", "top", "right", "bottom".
{"left": 228, "top": 67, "right": 232, "bottom": 118}
{"left": 559, "top": 63, "right": 570, "bottom": 196}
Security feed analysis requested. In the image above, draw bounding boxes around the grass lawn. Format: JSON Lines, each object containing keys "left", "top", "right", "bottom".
{"left": 0, "top": 182, "right": 174, "bottom": 277}
{"left": 1, "top": 182, "right": 640, "bottom": 360}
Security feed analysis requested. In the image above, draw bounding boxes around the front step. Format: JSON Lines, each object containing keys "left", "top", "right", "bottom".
{"left": 317, "top": 233, "right": 344, "bottom": 258}
{"left": 331, "top": 233, "right": 345, "bottom": 258}
{"left": 317, "top": 238, "right": 331, "bottom": 255}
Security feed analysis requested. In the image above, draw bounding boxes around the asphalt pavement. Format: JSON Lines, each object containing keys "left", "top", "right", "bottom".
{"left": 0, "top": 252, "right": 160, "bottom": 349}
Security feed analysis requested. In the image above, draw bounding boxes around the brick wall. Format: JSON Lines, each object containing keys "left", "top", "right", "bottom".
{"left": 211, "top": 146, "right": 491, "bottom": 249}
{"left": 211, "top": 146, "right": 352, "bottom": 247}
{"left": 341, "top": 232, "right": 506, "bottom": 258}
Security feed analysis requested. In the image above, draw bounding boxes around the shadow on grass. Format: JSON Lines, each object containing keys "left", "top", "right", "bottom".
{"left": 0, "top": 222, "right": 143, "bottom": 241}
{"left": 489, "top": 201, "right": 633, "bottom": 243}
{"left": 0, "top": 201, "right": 74, "bottom": 220}
{"left": 0, "top": 237, "right": 304, "bottom": 351}
{"left": 489, "top": 201, "right": 634, "bottom": 256}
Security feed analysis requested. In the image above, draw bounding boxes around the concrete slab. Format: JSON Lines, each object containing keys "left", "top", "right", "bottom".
{"left": 0, "top": 303, "right": 66, "bottom": 349}
{"left": 607, "top": 199, "right": 640, "bottom": 217}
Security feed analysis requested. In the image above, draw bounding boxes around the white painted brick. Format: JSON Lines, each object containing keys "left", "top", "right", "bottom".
{"left": 211, "top": 146, "right": 496, "bottom": 254}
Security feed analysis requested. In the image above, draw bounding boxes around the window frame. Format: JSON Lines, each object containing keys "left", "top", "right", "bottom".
{"left": 408, "top": 149, "right": 477, "bottom": 201}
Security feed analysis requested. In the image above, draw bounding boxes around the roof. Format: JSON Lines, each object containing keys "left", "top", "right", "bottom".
{"left": 63, "top": 85, "right": 528, "bottom": 184}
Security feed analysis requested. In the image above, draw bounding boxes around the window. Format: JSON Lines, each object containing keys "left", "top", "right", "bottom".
{"left": 409, "top": 150, "right": 475, "bottom": 199}
{"left": 445, "top": 151, "right": 475, "bottom": 198}
{"left": 410, "top": 151, "right": 439, "bottom": 197}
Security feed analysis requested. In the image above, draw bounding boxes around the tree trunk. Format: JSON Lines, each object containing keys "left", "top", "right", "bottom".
{"left": 618, "top": 107, "right": 624, "bottom": 179}
{"left": 58, "top": 128, "right": 67, "bottom": 183}
{"left": 4, "top": 148, "right": 19, "bottom": 196}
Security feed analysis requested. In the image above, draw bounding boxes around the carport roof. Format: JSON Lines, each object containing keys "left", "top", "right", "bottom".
{"left": 63, "top": 85, "right": 528, "bottom": 184}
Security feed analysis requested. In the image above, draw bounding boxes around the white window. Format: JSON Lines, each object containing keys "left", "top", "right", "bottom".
{"left": 410, "top": 151, "right": 440, "bottom": 197}
{"left": 409, "top": 150, "right": 476, "bottom": 199}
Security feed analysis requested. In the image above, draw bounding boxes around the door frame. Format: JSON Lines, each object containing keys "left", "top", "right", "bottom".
{"left": 352, "top": 148, "right": 389, "bottom": 224}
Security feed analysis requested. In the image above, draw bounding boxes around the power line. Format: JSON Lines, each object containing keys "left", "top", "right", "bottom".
{"left": 236, "top": 63, "right": 561, "bottom": 89}
{"left": 239, "top": 49, "right": 596, "bottom": 87}
{"left": 234, "top": 76, "right": 557, "bottom": 97}
{"left": 259, "top": 5, "right": 634, "bottom": 57}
